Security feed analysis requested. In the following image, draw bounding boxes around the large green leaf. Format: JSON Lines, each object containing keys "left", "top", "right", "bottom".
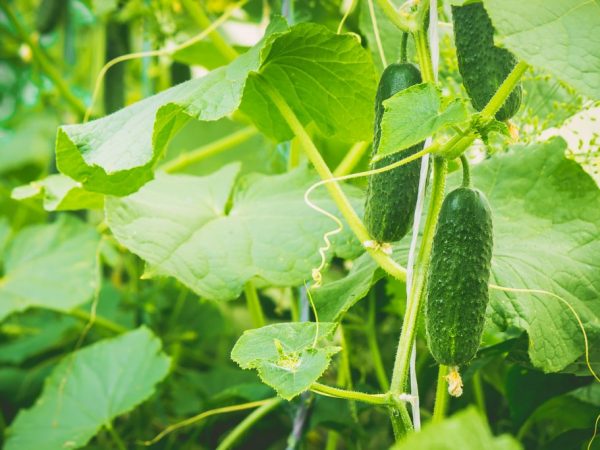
{"left": 241, "top": 23, "right": 377, "bottom": 143}
{"left": 106, "top": 164, "right": 363, "bottom": 301}
{"left": 376, "top": 83, "right": 468, "bottom": 160}
{"left": 392, "top": 408, "right": 521, "bottom": 450}
{"left": 231, "top": 322, "right": 339, "bottom": 400}
{"left": 474, "top": 138, "right": 600, "bottom": 372}
{"left": 4, "top": 327, "right": 171, "bottom": 450}
{"left": 56, "top": 18, "right": 376, "bottom": 195}
{"left": 485, "top": 0, "right": 600, "bottom": 100}
{"left": 12, "top": 174, "right": 104, "bottom": 211}
{"left": 0, "top": 216, "right": 101, "bottom": 321}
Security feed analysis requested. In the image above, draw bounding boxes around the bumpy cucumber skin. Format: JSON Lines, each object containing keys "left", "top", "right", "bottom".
{"left": 425, "top": 187, "right": 493, "bottom": 366}
{"left": 364, "top": 63, "right": 424, "bottom": 243}
{"left": 452, "top": 2, "right": 522, "bottom": 121}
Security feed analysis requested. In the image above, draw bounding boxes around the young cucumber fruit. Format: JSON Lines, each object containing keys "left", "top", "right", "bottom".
{"left": 452, "top": 2, "right": 522, "bottom": 121}
{"left": 364, "top": 63, "right": 424, "bottom": 243}
{"left": 425, "top": 186, "right": 493, "bottom": 367}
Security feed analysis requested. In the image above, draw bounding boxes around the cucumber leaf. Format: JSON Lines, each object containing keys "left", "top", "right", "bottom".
{"left": 231, "top": 322, "right": 339, "bottom": 399}
{"left": 56, "top": 18, "right": 376, "bottom": 195}
{"left": 375, "top": 83, "right": 468, "bottom": 160}
{"left": 312, "top": 251, "right": 381, "bottom": 322}
{"left": 0, "top": 216, "right": 101, "bottom": 322}
{"left": 392, "top": 407, "right": 521, "bottom": 449}
{"left": 106, "top": 164, "right": 363, "bottom": 301}
{"left": 12, "top": 174, "right": 104, "bottom": 211}
{"left": 4, "top": 327, "right": 170, "bottom": 450}
{"left": 485, "top": 0, "right": 600, "bottom": 100}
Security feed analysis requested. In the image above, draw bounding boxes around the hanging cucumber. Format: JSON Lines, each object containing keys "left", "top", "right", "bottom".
{"left": 425, "top": 162, "right": 493, "bottom": 375}
{"left": 36, "top": 0, "right": 64, "bottom": 34}
{"left": 363, "top": 63, "right": 424, "bottom": 243}
{"left": 452, "top": 2, "right": 522, "bottom": 121}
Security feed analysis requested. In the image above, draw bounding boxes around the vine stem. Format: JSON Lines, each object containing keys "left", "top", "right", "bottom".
{"left": 105, "top": 423, "right": 127, "bottom": 450}
{"left": 460, "top": 154, "right": 471, "bottom": 187}
{"left": 68, "top": 309, "right": 128, "bottom": 334}
{"left": 244, "top": 281, "right": 265, "bottom": 328}
{"left": 161, "top": 126, "right": 257, "bottom": 173}
{"left": 375, "top": 0, "right": 416, "bottom": 32}
{"left": 216, "top": 398, "right": 282, "bottom": 450}
{"left": 310, "top": 382, "right": 391, "bottom": 405}
{"left": 180, "top": 0, "right": 239, "bottom": 62}
{"left": 333, "top": 141, "right": 370, "bottom": 177}
{"left": 256, "top": 76, "right": 408, "bottom": 282}
{"left": 0, "top": 1, "right": 87, "bottom": 117}
{"left": 432, "top": 364, "right": 449, "bottom": 423}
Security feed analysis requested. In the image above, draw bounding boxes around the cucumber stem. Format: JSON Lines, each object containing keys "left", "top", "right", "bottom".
{"left": 244, "top": 281, "right": 266, "bottom": 328}
{"left": 161, "top": 127, "right": 257, "bottom": 173}
{"left": 432, "top": 364, "right": 449, "bottom": 423}
{"left": 257, "top": 75, "right": 408, "bottom": 283}
{"left": 180, "top": 0, "right": 239, "bottom": 62}
{"left": 400, "top": 32, "right": 409, "bottom": 63}
{"left": 310, "top": 382, "right": 390, "bottom": 405}
{"left": 460, "top": 154, "right": 471, "bottom": 187}
{"left": 216, "top": 398, "right": 282, "bottom": 450}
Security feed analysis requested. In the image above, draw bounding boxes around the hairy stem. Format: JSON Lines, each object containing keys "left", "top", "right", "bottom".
{"left": 180, "top": 0, "right": 239, "bottom": 62}
{"left": 216, "top": 398, "right": 282, "bottom": 450}
{"left": 460, "top": 154, "right": 471, "bottom": 187}
{"left": 257, "top": 76, "right": 407, "bottom": 282}
{"left": 244, "top": 281, "right": 265, "bottom": 328}
{"left": 367, "top": 292, "right": 390, "bottom": 391}
{"left": 390, "top": 157, "right": 447, "bottom": 396}
{"left": 310, "top": 383, "right": 390, "bottom": 405}
{"left": 161, "top": 127, "right": 257, "bottom": 173}
{"left": 69, "top": 309, "right": 128, "bottom": 334}
{"left": 375, "top": 0, "right": 416, "bottom": 32}
{"left": 333, "top": 141, "right": 370, "bottom": 177}
{"left": 432, "top": 365, "right": 449, "bottom": 423}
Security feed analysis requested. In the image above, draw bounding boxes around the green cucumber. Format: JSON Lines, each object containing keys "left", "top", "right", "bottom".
{"left": 452, "top": 2, "right": 522, "bottom": 121}
{"left": 363, "top": 63, "right": 424, "bottom": 243}
{"left": 425, "top": 186, "right": 493, "bottom": 367}
{"left": 36, "top": 0, "right": 64, "bottom": 34}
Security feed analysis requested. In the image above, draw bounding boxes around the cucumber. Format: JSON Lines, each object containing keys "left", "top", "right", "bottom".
{"left": 36, "top": 0, "right": 64, "bottom": 34}
{"left": 104, "top": 22, "right": 129, "bottom": 114}
{"left": 363, "top": 63, "right": 424, "bottom": 243}
{"left": 425, "top": 186, "right": 493, "bottom": 367}
{"left": 452, "top": 2, "right": 522, "bottom": 121}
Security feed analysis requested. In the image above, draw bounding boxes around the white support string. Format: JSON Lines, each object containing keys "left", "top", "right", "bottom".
{"left": 405, "top": 0, "right": 439, "bottom": 431}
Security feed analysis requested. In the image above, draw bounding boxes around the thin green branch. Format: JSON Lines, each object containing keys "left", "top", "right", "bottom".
{"left": 105, "top": 423, "right": 127, "bottom": 450}
{"left": 310, "top": 382, "right": 390, "bottom": 405}
{"left": 68, "top": 309, "right": 128, "bottom": 334}
{"left": 472, "top": 371, "right": 486, "bottom": 415}
{"left": 216, "top": 398, "right": 282, "bottom": 450}
{"left": 0, "top": 1, "right": 87, "bottom": 116}
{"left": 390, "top": 157, "right": 447, "bottom": 396}
{"left": 256, "top": 75, "right": 407, "bottom": 282}
{"left": 333, "top": 141, "right": 370, "bottom": 177}
{"left": 180, "top": 0, "right": 239, "bottom": 62}
{"left": 161, "top": 126, "right": 257, "bottom": 173}
{"left": 367, "top": 292, "right": 390, "bottom": 391}
{"left": 374, "top": 0, "right": 416, "bottom": 32}
{"left": 244, "top": 280, "right": 266, "bottom": 328}
{"left": 460, "top": 154, "right": 471, "bottom": 187}
{"left": 432, "top": 364, "right": 449, "bottom": 423}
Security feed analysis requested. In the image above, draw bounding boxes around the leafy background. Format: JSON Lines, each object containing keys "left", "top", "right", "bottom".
{"left": 0, "top": 0, "right": 599, "bottom": 449}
